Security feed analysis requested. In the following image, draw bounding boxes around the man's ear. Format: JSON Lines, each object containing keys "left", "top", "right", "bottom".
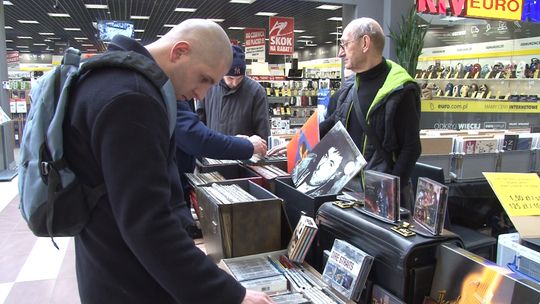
{"left": 170, "top": 41, "right": 191, "bottom": 62}
{"left": 362, "top": 35, "right": 370, "bottom": 54}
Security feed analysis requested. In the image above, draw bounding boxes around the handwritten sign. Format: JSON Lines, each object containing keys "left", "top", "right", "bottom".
{"left": 483, "top": 172, "right": 540, "bottom": 217}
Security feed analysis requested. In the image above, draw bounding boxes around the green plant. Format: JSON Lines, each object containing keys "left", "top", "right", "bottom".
{"left": 389, "top": 5, "right": 429, "bottom": 77}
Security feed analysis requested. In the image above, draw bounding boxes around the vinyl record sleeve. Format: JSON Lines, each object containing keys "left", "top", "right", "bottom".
{"left": 286, "top": 112, "right": 320, "bottom": 173}
{"left": 291, "top": 121, "right": 366, "bottom": 197}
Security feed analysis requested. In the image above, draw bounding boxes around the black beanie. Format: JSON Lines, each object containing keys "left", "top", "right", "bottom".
{"left": 226, "top": 45, "right": 246, "bottom": 76}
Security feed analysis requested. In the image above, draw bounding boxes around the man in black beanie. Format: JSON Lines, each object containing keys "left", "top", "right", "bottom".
{"left": 198, "top": 45, "right": 270, "bottom": 141}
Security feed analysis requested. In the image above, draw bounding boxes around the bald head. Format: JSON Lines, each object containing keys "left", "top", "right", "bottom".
{"left": 161, "top": 19, "right": 232, "bottom": 66}
{"left": 145, "top": 19, "right": 234, "bottom": 101}
{"left": 344, "top": 17, "right": 385, "bottom": 54}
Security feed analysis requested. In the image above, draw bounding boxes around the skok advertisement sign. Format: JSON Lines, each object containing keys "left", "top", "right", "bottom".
{"left": 268, "top": 16, "right": 294, "bottom": 55}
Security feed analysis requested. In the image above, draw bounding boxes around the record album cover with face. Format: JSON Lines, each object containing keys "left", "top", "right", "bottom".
{"left": 291, "top": 121, "right": 366, "bottom": 197}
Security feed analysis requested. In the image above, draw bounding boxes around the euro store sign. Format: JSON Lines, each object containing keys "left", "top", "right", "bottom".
{"left": 417, "top": 0, "right": 524, "bottom": 21}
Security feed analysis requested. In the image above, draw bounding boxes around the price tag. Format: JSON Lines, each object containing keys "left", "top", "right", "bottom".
{"left": 483, "top": 173, "right": 540, "bottom": 217}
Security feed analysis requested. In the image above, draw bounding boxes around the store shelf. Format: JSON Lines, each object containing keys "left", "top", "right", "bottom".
{"left": 417, "top": 78, "right": 540, "bottom": 82}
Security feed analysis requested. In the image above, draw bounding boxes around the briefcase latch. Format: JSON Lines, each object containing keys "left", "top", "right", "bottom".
{"left": 391, "top": 221, "right": 416, "bottom": 237}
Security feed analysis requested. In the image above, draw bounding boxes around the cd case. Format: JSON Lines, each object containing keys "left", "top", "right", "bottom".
{"left": 322, "top": 239, "right": 374, "bottom": 301}
{"left": 412, "top": 177, "right": 448, "bottom": 236}
{"left": 360, "top": 170, "right": 400, "bottom": 223}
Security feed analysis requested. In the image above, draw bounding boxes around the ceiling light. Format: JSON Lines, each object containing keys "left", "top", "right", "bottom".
{"left": 135, "top": 38, "right": 141, "bottom": 41}
{"left": 5, "top": 39, "right": 13, "bottom": 42}
{"left": 20, "top": 50, "right": 30, "bottom": 52}
{"left": 228, "top": 27, "right": 245, "bottom": 30}
{"left": 327, "top": 17, "right": 342, "bottom": 21}
{"left": 6, "top": 48, "right": 13, "bottom": 51}
{"left": 207, "top": 18, "right": 225, "bottom": 23}
{"left": 131, "top": 15, "right": 150, "bottom": 20}
{"left": 255, "top": 12, "right": 278, "bottom": 16}
{"left": 87, "top": 49, "right": 98, "bottom": 51}
{"left": 157, "top": 34, "right": 164, "bottom": 38}
{"left": 329, "top": 32, "right": 341, "bottom": 35}
{"left": 33, "top": 43, "right": 47, "bottom": 46}
{"left": 229, "top": 0, "right": 256, "bottom": 3}
{"left": 325, "top": 41, "right": 333, "bottom": 44}
{"left": 75, "top": 37, "right": 88, "bottom": 40}
{"left": 175, "top": 7, "right": 197, "bottom": 13}
{"left": 16, "top": 46, "right": 29, "bottom": 48}
{"left": 163, "top": 24, "right": 175, "bottom": 28}
{"left": 337, "top": 26, "right": 342, "bottom": 29}
{"left": 316, "top": 4, "right": 341, "bottom": 10}
{"left": 17, "top": 36, "right": 33, "bottom": 39}
{"left": 48, "top": 37, "right": 61, "bottom": 40}
{"left": 85, "top": 4, "right": 108, "bottom": 9}
{"left": 306, "top": 43, "right": 317, "bottom": 47}
{"left": 64, "top": 28, "right": 81, "bottom": 31}
{"left": 3, "top": 1, "right": 13, "bottom": 5}
{"left": 44, "top": 39, "right": 51, "bottom": 42}
{"left": 18, "top": 20, "right": 39, "bottom": 24}
{"left": 294, "top": 30, "right": 305, "bottom": 33}
{"left": 298, "top": 35, "right": 315, "bottom": 39}
{"left": 48, "top": 13, "right": 71, "bottom": 18}
{"left": 297, "top": 39, "right": 310, "bottom": 43}
{"left": 81, "top": 43, "right": 93, "bottom": 46}
{"left": 39, "top": 32, "right": 55, "bottom": 35}
{"left": 134, "top": 29, "right": 144, "bottom": 32}
{"left": 5, "top": 26, "right": 13, "bottom": 29}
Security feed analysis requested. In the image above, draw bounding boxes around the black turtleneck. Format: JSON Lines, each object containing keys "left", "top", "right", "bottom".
{"left": 349, "top": 59, "right": 390, "bottom": 150}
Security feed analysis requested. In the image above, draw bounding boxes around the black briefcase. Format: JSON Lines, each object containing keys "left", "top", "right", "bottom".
{"left": 315, "top": 202, "right": 463, "bottom": 304}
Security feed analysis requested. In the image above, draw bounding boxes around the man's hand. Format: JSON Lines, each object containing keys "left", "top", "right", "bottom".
{"left": 241, "top": 290, "right": 274, "bottom": 304}
{"left": 266, "top": 142, "right": 287, "bottom": 156}
{"left": 248, "top": 135, "right": 267, "bottom": 156}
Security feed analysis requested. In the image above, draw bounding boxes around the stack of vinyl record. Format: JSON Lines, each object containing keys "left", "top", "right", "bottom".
{"left": 199, "top": 183, "right": 257, "bottom": 205}
{"left": 247, "top": 165, "right": 289, "bottom": 180}
{"left": 185, "top": 172, "right": 226, "bottom": 186}
{"left": 201, "top": 157, "right": 240, "bottom": 165}
{"left": 287, "top": 215, "right": 318, "bottom": 263}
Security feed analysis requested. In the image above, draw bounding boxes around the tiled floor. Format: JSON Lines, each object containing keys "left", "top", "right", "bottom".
{"left": 0, "top": 176, "right": 206, "bottom": 304}
{"left": 0, "top": 177, "right": 81, "bottom": 304}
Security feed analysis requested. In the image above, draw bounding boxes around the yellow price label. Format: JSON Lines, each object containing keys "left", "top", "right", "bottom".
{"left": 483, "top": 172, "right": 540, "bottom": 217}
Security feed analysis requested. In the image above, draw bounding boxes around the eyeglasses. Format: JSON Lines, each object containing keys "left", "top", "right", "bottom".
{"left": 339, "top": 37, "right": 360, "bottom": 51}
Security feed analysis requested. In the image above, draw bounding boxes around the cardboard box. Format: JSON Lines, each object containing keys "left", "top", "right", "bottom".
{"left": 420, "top": 136, "right": 454, "bottom": 155}
{"left": 196, "top": 180, "right": 283, "bottom": 262}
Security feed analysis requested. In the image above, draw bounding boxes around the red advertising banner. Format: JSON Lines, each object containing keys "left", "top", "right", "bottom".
{"left": 245, "top": 28, "right": 266, "bottom": 60}
{"left": 268, "top": 16, "right": 294, "bottom": 55}
{"left": 6, "top": 51, "right": 19, "bottom": 65}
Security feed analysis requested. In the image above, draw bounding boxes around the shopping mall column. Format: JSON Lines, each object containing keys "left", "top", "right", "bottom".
{"left": 343, "top": 0, "right": 414, "bottom": 61}
{"left": 0, "top": 2, "right": 18, "bottom": 181}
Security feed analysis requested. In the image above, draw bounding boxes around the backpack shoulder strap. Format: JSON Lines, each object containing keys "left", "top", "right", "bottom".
{"left": 79, "top": 51, "right": 177, "bottom": 136}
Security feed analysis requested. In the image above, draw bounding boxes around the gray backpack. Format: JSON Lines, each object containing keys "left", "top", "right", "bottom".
{"left": 18, "top": 47, "right": 176, "bottom": 248}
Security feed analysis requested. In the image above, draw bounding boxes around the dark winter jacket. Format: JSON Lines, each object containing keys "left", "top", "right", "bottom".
{"left": 63, "top": 35, "right": 245, "bottom": 304}
{"left": 175, "top": 100, "right": 253, "bottom": 176}
{"left": 201, "top": 77, "right": 270, "bottom": 140}
{"left": 321, "top": 60, "right": 421, "bottom": 209}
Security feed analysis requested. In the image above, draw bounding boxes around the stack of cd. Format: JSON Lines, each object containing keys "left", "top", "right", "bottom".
{"left": 287, "top": 215, "right": 318, "bottom": 263}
